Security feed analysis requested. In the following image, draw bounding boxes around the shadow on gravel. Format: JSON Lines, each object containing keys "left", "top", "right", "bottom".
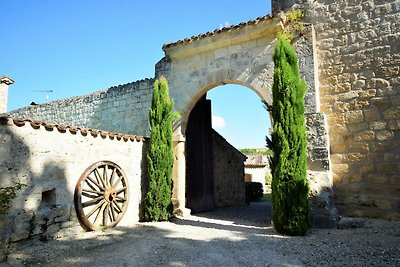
{"left": 195, "top": 202, "right": 272, "bottom": 227}
{"left": 171, "top": 201, "right": 272, "bottom": 233}
{"left": 5, "top": 201, "right": 400, "bottom": 267}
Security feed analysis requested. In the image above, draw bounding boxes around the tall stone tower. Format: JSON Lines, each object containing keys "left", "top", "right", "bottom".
{"left": 0, "top": 76, "right": 14, "bottom": 113}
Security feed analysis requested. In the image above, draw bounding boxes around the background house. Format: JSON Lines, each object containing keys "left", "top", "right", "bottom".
{"left": 244, "top": 154, "right": 271, "bottom": 193}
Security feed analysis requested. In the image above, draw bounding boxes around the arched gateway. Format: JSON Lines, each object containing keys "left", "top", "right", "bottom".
{"left": 4, "top": 1, "right": 400, "bottom": 232}
{"left": 156, "top": 15, "right": 338, "bottom": 227}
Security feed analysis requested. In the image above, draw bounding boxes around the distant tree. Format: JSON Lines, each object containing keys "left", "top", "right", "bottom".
{"left": 144, "top": 76, "right": 176, "bottom": 221}
{"left": 266, "top": 37, "right": 309, "bottom": 235}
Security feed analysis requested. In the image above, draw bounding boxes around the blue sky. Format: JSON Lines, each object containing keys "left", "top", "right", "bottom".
{"left": 1, "top": 0, "right": 272, "bottom": 149}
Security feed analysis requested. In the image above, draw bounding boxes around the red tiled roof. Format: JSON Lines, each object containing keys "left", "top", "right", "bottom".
{"left": 0, "top": 117, "right": 146, "bottom": 142}
{"left": 162, "top": 14, "right": 274, "bottom": 49}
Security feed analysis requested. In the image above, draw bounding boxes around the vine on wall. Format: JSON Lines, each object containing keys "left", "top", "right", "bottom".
{"left": 0, "top": 182, "right": 25, "bottom": 216}
{"left": 278, "top": 9, "right": 306, "bottom": 43}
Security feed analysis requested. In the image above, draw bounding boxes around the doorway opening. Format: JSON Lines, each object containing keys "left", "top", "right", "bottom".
{"left": 185, "top": 84, "right": 272, "bottom": 216}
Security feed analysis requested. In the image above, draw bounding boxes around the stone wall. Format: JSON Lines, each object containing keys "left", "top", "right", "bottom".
{"left": 3, "top": 79, "right": 154, "bottom": 137}
{"left": 0, "top": 117, "right": 147, "bottom": 260}
{"left": 314, "top": 0, "right": 400, "bottom": 220}
{"left": 273, "top": 0, "right": 400, "bottom": 219}
{"left": 212, "top": 130, "right": 246, "bottom": 208}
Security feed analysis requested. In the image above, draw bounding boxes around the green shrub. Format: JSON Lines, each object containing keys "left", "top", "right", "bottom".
{"left": 266, "top": 37, "right": 309, "bottom": 235}
{"left": 245, "top": 182, "right": 263, "bottom": 203}
{"left": 239, "top": 148, "right": 273, "bottom": 156}
{"left": 0, "top": 182, "right": 26, "bottom": 216}
{"left": 144, "top": 77, "right": 176, "bottom": 221}
{"left": 265, "top": 173, "right": 272, "bottom": 185}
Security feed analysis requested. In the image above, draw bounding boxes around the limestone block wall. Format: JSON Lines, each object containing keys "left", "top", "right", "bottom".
{"left": 212, "top": 130, "right": 246, "bottom": 208}
{"left": 0, "top": 117, "right": 147, "bottom": 259}
{"left": 3, "top": 79, "right": 154, "bottom": 137}
{"left": 273, "top": 0, "right": 400, "bottom": 219}
{"left": 313, "top": 0, "right": 400, "bottom": 220}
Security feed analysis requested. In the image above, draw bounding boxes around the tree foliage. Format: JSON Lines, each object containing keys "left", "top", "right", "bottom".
{"left": 266, "top": 37, "right": 309, "bottom": 235}
{"left": 144, "top": 77, "right": 175, "bottom": 221}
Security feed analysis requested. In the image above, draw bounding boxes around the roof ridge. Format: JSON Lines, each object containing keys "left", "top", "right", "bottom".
{"left": 163, "top": 13, "right": 274, "bottom": 49}
{"left": 0, "top": 116, "right": 146, "bottom": 142}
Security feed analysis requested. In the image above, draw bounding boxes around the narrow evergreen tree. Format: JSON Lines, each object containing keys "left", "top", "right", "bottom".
{"left": 144, "top": 76, "right": 175, "bottom": 221}
{"left": 266, "top": 37, "right": 309, "bottom": 235}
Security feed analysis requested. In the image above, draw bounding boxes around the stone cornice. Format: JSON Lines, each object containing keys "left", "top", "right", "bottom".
{"left": 162, "top": 15, "right": 282, "bottom": 59}
{"left": 0, "top": 76, "right": 14, "bottom": 85}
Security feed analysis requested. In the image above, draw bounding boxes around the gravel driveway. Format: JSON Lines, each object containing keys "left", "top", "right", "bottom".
{"left": 3, "top": 202, "right": 400, "bottom": 266}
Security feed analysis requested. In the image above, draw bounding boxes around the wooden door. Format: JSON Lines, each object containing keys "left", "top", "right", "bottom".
{"left": 186, "top": 96, "right": 215, "bottom": 212}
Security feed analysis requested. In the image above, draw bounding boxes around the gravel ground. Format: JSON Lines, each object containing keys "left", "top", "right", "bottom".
{"left": 2, "top": 202, "right": 400, "bottom": 267}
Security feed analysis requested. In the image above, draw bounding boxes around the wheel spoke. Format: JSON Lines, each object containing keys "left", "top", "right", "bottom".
{"left": 109, "top": 168, "right": 116, "bottom": 188}
{"left": 115, "top": 195, "right": 126, "bottom": 201}
{"left": 82, "top": 195, "right": 104, "bottom": 208}
{"left": 103, "top": 165, "right": 109, "bottom": 187}
{"left": 94, "top": 167, "right": 106, "bottom": 189}
{"left": 115, "top": 187, "right": 127, "bottom": 194}
{"left": 82, "top": 191, "right": 99, "bottom": 199}
{"left": 82, "top": 188, "right": 103, "bottom": 195}
{"left": 86, "top": 175, "right": 105, "bottom": 191}
{"left": 110, "top": 202, "right": 117, "bottom": 221}
{"left": 103, "top": 203, "right": 110, "bottom": 226}
{"left": 86, "top": 199, "right": 106, "bottom": 218}
{"left": 113, "top": 175, "right": 123, "bottom": 188}
{"left": 94, "top": 201, "right": 107, "bottom": 224}
{"left": 112, "top": 201, "right": 123, "bottom": 213}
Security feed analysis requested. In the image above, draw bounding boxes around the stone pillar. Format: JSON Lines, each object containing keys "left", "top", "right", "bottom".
{"left": 294, "top": 25, "right": 338, "bottom": 228}
{"left": 0, "top": 76, "right": 14, "bottom": 113}
{"left": 171, "top": 124, "right": 191, "bottom": 217}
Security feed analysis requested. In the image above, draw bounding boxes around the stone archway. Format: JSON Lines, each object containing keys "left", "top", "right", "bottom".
{"left": 156, "top": 15, "right": 337, "bottom": 227}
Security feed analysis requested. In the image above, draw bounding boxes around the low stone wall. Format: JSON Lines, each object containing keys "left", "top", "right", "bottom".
{"left": 3, "top": 79, "right": 154, "bottom": 137}
{"left": 212, "top": 130, "right": 246, "bottom": 208}
{"left": 0, "top": 117, "right": 147, "bottom": 261}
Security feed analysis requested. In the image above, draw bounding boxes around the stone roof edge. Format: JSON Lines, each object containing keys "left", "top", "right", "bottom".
{"left": 212, "top": 129, "right": 247, "bottom": 160}
{"left": 0, "top": 76, "right": 15, "bottom": 85}
{"left": 0, "top": 116, "right": 147, "bottom": 142}
{"left": 4, "top": 77, "right": 154, "bottom": 115}
{"left": 244, "top": 163, "right": 267, "bottom": 168}
{"left": 162, "top": 13, "right": 274, "bottom": 49}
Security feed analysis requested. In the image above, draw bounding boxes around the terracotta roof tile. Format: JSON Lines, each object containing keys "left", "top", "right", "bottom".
{"left": 0, "top": 116, "right": 146, "bottom": 142}
{"left": 163, "top": 14, "right": 274, "bottom": 49}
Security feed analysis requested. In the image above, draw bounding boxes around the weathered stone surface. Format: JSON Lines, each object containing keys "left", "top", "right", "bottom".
{"left": 3, "top": 79, "right": 154, "bottom": 137}
{"left": 0, "top": 119, "right": 147, "bottom": 256}
{"left": 212, "top": 130, "right": 246, "bottom": 208}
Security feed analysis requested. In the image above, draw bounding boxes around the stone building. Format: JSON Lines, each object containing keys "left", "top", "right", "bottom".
{"left": 244, "top": 154, "right": 271, "bottom": 193}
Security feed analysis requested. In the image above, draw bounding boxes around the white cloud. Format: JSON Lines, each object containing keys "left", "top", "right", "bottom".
{"left": 212, "top": 115, "right": 226, "bottom": 129}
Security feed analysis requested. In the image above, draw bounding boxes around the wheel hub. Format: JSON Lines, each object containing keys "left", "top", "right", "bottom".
{"left": 104, "top": 187, "right": 117, "bottom": 202}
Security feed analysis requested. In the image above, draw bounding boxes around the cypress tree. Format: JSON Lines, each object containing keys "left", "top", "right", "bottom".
{"left": 144, "top": 76, "right": 175, "bottom": 221}
{"left": 266, "top": 37, "right": 309, "bottom": 235}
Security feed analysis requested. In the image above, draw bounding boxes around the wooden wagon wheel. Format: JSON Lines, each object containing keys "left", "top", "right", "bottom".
{"left": 74, "top": 161, "right": 129, "bottom": 231}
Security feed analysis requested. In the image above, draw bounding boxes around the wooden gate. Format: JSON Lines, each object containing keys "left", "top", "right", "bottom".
{"left": 186, "top": 96, "right": 215, "bottom": 213}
